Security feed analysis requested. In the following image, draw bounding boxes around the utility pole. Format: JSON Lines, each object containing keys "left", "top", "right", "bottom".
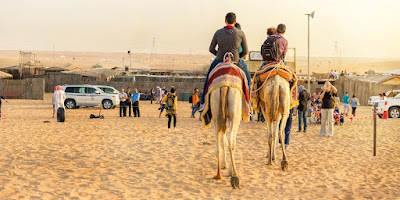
{"left": 305, "top": 11, "right": 315, "bottom": 93}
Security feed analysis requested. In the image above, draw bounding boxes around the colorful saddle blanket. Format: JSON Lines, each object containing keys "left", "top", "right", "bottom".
{"left": 201, "top": 61, "right": 250, "bottom": 127}
{"left": 251, "top": 61, "right": 299, "bottom": 112}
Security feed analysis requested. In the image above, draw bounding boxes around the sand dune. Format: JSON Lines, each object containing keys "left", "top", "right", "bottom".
{"left": 0, "top": 93, "right": 399, "bottom": 199}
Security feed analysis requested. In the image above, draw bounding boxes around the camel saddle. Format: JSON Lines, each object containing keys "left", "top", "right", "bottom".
{"left": 251, "top": 61, "right": 299, "bottom": 111}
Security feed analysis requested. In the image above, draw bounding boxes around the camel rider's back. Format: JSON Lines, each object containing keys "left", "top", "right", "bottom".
{"left": 209, "top": 26, "right": 248, "bottom": 63}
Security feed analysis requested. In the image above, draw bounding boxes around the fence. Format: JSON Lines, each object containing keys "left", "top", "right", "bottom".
{"left": 335, "top": 76, "right": 400, "bottom": 106}
{"left": 0, "top": 78, "right": 45, "bottom": 100}
{"left": 39, "top": 73, "right": 206, "bottom": 100}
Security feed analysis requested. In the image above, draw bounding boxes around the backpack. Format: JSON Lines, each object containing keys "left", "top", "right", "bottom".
{"left": 166, "top": 94, "right": 176, "bottom": 112}
{"left": 189, "top": 95, "right": 193, "bottom": 103}
{"left": 261, "top": 35, "right": 281, "bottom": 61}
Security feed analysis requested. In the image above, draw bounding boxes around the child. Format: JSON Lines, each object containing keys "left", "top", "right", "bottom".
{"left": 162, "top": 88, "right": 177, "bottom": 133}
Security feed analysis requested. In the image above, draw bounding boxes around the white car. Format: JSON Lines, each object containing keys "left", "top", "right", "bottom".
{"left": 372, "top": 93, "right": 400, "bottom": 118}
{"left": 96, "top": 85, "right": 120, "bottom": 95}
{"left": 62, "top": 85, "right": 120, "bottom": 109}
{"left": 368, "top": 89, "right": 400, "bottom": 105}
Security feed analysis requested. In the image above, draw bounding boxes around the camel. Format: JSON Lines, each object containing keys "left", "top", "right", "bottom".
{"left": 258, "top": 74, "right": 291, "bottom": 171}
{"left": 210, "top": 86, "right": 242, "bottom": 189}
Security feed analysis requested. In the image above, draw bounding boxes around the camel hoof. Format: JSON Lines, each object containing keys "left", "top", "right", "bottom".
{"left": 231, "top": 177, "right": 240, "bottom": 189}
{"left": 267, "top": 161, "right": 273, "bottom": 165}
{"left": 281, "top": 160, "right": 289, "bottom": 171}
{"left": 222, "top": 166, "right": 227, "bottom": 169}
{"left": 214, "top": 174, "right": 222, "bottom": 180}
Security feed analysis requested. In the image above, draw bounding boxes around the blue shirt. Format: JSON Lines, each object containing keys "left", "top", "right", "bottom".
{"left": 131, "top": 93, "right": 140, "bottom": 101}
{"left": 350, "top": 98, "right": 358, "bottom": 107}
{"left": 343, "top": 95, "right": 349, "bottom": 104}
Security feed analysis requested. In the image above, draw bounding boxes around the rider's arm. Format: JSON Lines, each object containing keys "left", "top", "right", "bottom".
{"left": 209, "top": 32, "right": 218, "bottom": 56}
{"left": 239, "top": 32, "right": 248, "bottom": 58}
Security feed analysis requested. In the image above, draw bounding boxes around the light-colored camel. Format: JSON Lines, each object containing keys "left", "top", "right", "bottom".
{"left": 210, "top": 86, "right": 242, "bottom": 189}
{"left": 258, "top": 74, "right": 291, "bottom": 171}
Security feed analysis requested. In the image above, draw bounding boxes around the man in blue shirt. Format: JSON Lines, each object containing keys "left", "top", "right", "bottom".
{"left": 342, "top": 92, "right": 350, "bottom": 116}
{"left": 131, "top": 88, "right": 141, "bottom": 117}
{"left": 0, "top": 93, "right": 8, "bottom": 119}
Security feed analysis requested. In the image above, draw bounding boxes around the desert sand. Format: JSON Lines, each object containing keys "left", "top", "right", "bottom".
{"left": 0, "top": 93, "right": 399, "bottom": 199}
{"left": 1, "top": 50, "right": 399, "bottom": 75}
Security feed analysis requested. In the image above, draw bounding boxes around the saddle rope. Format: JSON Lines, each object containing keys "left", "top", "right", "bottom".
{"left": 251, "top": 61, "right": 293, "bottom": 95}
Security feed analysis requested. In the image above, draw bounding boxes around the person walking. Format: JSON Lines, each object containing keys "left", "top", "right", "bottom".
{"left": 162, "top": 88, "right": 178, "bottom": 133}
{"left": 52, "top": 85, "right": 58, "bottom": 118}
{"left": 297, "top": 85, "right": 309, "bottom": 132}
{"left": 349, "top": 95, "right": 359, "bottom": 116}
{"left": 0, "top": 93, "right": 8, "bottom": 120}
{"left": 191, "top": 88, "right": 199, "bottom": 118}
{"left": 126, "top": 87, "right": 132, "bottom": 117}
{"left": 342, "top": 92, "right": 350, "bottom": 116}
{"left": 319, "top": 81, "right": 337, "bottom": 137}
{"left": 150, "top": 88, "right": 155, "bottom": 104}
{"left": 131, "top": 88, "right": 141, "bottom": 117}
{"left": 155, "top": 86, "right": 162, "bottom": 103}
{"left": 119, "top": 88, "right": 128, "bottom": 117}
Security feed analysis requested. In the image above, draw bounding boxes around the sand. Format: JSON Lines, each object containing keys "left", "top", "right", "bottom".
{"left": 0, "top": 93, "right": 399, "bottom": 199}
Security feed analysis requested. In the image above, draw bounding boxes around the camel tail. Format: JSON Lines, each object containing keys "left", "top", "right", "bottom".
{"left": 220, "top": 86, "right": 229, "bottom": 127}
{"left": 271, "top": 75, "right": 280, "bottom": 121}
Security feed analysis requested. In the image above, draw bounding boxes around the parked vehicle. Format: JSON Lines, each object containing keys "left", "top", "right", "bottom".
{"left": 368, "top": 89, "right": 400, "bottom": 105}
{"left": 61, "top": 85, "right": 120, "bottom": 109}
{"left": 97, "top": 85, "right": 120, "bottom": 95}
{"left": 372, "top": 93, "right": 400, "bottom": 118}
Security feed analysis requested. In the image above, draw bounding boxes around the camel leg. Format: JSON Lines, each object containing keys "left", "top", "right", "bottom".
{"left": 279, "top": 114, "right": 289, "bottom": 171}
{"left": 222, "top": 132, "right": 228, "bottom": 169}
{"left": 272, "top": 114, "right": 282, "bottom": 164}
{"left": 214, "top": 130, "right": 223, "bottom": 180}
{"left": 229, "top": 115, "right": 240, "bottom": 188}
{"left": 261, "top": 107, "right": 273, "bottom": 165}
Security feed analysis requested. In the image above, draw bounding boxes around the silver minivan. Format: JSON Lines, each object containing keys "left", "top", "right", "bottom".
{"left": 62, "top": 85, "right": 120, "bottom": 109}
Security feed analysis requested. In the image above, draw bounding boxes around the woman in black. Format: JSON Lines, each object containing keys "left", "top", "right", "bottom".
{"left": 319, "top": 81, "right": 337, "bottom": 137}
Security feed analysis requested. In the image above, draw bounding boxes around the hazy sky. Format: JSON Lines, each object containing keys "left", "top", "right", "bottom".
{"left": 1, "top": 0, "right": 399, "bottom": 58}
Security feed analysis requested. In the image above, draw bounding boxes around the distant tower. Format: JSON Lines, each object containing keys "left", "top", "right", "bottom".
{"left": 150, "top": 37, "right": 156, "bottom": 64}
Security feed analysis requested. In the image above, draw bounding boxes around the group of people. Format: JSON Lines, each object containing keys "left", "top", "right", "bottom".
{"left": 118, "top": 87, "right": 140, "bottom": 117}
{"left": 329, "top": 70, "right": 353, "bottom": 79}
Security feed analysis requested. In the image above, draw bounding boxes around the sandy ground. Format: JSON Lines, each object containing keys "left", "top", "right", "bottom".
{"left": 1, "top": 50, "right": 399, "bottom": 74}
{"left": 0, "top": 94, "right": 399, "bottom": 199}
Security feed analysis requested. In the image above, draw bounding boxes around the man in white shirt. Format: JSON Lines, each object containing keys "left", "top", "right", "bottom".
{"left": 119, "top": 88, "right": 128, "bottom": 117}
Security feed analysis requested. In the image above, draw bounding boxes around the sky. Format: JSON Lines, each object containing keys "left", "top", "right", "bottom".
{"left": 0, "top": 0, "right": 399, "bottom": 58}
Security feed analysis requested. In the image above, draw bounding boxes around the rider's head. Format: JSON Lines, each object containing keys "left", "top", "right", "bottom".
{"left": 267, "top": 27, "right": 277, "bottom": 36}
{"left": 225, "top": 12, "right": 236, "bottom": 25}
{"left": 234, "top": 23, "right": 241, "bottom": 30}
{"left": 277, "top": 24, "right": 286, "bottom": 35}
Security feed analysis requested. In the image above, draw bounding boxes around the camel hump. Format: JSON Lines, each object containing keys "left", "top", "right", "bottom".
{"left": 271, "top": 75, "right": 280, "bottom": 121}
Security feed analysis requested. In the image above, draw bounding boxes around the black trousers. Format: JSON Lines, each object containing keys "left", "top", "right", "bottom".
{"left": 167, "top": 114, "right": 176, "bottom": 129}
{"left": 126, "top": 101, "right": 132, "bottom": 116}
{"left": 120, "top": 101, "right": 127, "bottom": 117}
{"left": 132, "top": 101, "right": 140, "bottom": 117}
{"left": 352, "top": 107, "right": 357, "bottom": 115}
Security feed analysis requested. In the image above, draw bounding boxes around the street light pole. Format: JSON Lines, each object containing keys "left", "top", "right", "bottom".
{"left": 305, "top": 11, "right": 315, "bottom": 93}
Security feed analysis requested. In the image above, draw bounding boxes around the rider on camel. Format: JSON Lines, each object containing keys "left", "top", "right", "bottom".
{"left": 199, "top": 12, "right": 251, "bottom": 110}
